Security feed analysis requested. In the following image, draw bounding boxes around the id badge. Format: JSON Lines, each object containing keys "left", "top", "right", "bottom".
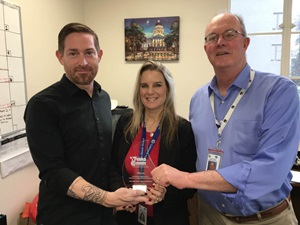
{"left": 138, "top": 204, "right": 147, "bottom": 225}
{"left": 206, "top": 148, "right": 224, "bottom": 170}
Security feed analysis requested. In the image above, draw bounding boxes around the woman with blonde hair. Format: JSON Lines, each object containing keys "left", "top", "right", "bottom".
{"left": 110, "top": 60, "right": 197, "bottom": 225}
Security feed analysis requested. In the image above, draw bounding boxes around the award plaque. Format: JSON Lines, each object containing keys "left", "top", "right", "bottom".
{"left": 122, "top": 140, "right": 156, "bottom": 192}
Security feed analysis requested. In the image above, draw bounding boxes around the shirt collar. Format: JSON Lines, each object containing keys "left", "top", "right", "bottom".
{"left": 208, "top": 64, "right": 251, "bottom": 96}
{"left": 60, "top": 74, "right": 102, "bottom": 96}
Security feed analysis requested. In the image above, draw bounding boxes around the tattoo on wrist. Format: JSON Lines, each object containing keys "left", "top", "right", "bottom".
{"left": 68, "top": 177, "right": 108, "bottom": 205}
{"left": 80, "top": 185, "right": 108, "bottom": 205}
{"left": 99, "top": 190, "right": 108, "bottom": 205}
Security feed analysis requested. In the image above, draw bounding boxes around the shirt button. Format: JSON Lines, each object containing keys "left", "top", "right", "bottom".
{"left": 99, "top": 137, "right": 103, "bottom": 141}
{"left": 96, "top": 117, "right": 99, "bottom": 121}
{"left": 221, "top": 101, "right": 225, "bottom": 104}
{"left": 221, "top": 204, "right": 225, "bottom": 208}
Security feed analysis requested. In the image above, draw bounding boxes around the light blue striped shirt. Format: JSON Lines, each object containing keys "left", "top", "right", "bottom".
{"left": 189, "top": 63, "right": 300, "bottom": 216}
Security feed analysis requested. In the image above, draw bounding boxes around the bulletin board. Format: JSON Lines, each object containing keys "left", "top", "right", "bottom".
{"left": 0, "top": 0, "right": 26, "bottom": 138}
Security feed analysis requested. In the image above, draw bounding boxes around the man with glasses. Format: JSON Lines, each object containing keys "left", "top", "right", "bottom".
{"left": 151, "top": 13, "right": 299, "bottom": 224}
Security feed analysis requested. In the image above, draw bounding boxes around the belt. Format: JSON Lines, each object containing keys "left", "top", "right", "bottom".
{"left": 223, "top": 195, "right": 291, "bottom": 224}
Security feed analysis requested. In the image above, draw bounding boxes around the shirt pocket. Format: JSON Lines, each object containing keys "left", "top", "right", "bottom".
{"left": 232, "top": 120, "right": 261, "bottom": 156}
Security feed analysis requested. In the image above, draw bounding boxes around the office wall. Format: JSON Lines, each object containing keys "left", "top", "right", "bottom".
{"left": 85, "top": 0, "right": 228, "bottom": 119}
{"left": 0, "top": 1, "right": 84, "bottom": 225}
{"left": 0, "top": 0, "right": 228, "bottom": 224}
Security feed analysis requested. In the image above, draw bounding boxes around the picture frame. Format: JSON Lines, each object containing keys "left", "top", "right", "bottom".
{"left": 124, "top": 16, "right": 180, "bottom": 61}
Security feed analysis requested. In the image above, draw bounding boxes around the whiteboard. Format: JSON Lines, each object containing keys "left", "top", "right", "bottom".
{"left": 0, "top": 1, "right": 26, "bottom": 138}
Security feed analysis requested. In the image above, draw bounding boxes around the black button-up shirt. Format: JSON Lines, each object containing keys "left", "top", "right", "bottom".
{"left": 24, "top": 74, "right": 112, "bottom": 225}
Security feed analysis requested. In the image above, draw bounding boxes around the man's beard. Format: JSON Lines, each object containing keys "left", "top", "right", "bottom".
{"left": 71, "top": 66, "right": 97, "bottom": 85}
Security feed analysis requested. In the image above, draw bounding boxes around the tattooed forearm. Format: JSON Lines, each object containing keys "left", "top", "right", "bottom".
{"left": 67, "top": 177, "right": 81, "bottom": 199}
{"left": 81, "top": 184, "right": 105, "bottom": 203}
{"left": 67, "top": 176, "right": 108, "bottom": 205}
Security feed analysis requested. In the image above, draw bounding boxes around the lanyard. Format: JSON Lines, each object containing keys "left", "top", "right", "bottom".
{"left": 210, "top": 69, "right": 255, "bottom": 149}
{"left": 140, "top": 123, "right": 160, "bottom": 159}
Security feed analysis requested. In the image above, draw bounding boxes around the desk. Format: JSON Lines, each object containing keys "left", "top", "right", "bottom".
{"left": 291, "top": 168, "right": 300, "bottom": 222}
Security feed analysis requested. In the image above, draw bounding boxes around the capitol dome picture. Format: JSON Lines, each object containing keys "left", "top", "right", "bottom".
{"left": 125, "top": 16, "right": 180, "bottom": 61}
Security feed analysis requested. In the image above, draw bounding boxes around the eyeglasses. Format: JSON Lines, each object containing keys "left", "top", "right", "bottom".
{"left": 205, "top": 29, "right": 245, "bottom": 44}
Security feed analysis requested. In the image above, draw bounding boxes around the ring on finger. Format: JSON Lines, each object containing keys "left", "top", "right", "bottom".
{"left": 156, "top": 176, "right": 160, "bottom": 181}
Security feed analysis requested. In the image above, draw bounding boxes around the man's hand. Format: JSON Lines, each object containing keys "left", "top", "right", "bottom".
{"left": 103, "top": 187, "right": 149, "bottom": 208}
{"left": 151, "top": 163, "right": 188, "bottom": 189}
{"left": 151, "top": 164, "right": 238, "bottom": 192}
{"left": 67, "top": 177, "right": 149, "bottom": 208}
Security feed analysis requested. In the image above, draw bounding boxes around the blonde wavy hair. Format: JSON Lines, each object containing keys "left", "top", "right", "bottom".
{"left": 124, "top": 60, "right": 178, "bottom": 147}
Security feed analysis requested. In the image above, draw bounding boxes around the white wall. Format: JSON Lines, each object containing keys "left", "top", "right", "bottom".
{"left": 0, "top": 1, "right": 84, "bottom": 225}
{"left": 86, "top": 0, "right": 228, "bottom": 119}
{"left": 0, "top": 0, "right": 228, "bottom": 224}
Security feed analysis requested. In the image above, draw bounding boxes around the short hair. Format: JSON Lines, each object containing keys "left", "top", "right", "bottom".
{"left": 57, "top": 22, "right": 100, "bottom": 54}
{"left": 235, "top": 14, "right": 247, "bottom": 36}
{"left": 205, "top": 12, "right": 248, "bottom": 37}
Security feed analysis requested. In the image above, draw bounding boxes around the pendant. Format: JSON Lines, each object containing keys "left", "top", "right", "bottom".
{"left": 150, "top": 132, "right": 154, "bottom": 137}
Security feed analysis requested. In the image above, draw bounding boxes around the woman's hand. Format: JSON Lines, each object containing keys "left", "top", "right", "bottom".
{"left": 145, "top": 183, "right": 167, "bottom": 205}
{"left": 115, "top": 204, "right": 137, "bottom": 213}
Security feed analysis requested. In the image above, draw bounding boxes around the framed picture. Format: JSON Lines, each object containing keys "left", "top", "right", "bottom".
{"left": 124, "top": 16, "right": 180, "bottom": 61}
